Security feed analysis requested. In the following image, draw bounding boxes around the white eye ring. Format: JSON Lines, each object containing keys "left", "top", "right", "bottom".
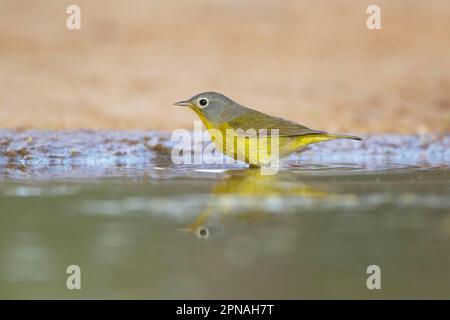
{"left": 198, "top": 98, "right": 209, "bottom": 108}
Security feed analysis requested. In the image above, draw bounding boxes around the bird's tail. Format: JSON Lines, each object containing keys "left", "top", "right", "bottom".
{"left": 290, "top": 133, "right": 362, "bottom": 151}
{"left": 326, "top": 134, "right": 362, "bottom": 141}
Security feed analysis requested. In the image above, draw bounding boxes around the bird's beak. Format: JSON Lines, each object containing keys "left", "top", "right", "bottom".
{"left": 174, "top": 100, "right": 192, "bottom": 107}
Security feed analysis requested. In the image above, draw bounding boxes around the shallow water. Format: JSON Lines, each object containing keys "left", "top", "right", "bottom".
{"left": 0, "top": 130, "right": 449, "bottom": 299}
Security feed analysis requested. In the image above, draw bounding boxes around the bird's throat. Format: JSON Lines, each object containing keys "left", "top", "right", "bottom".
{"left": 191, "top": 109, "right": 216, "bottom": 131}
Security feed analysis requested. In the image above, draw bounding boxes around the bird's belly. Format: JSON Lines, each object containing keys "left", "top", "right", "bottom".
{"left": 209, "top": 133, "right": 299, "bottom": 166}
{"left": 209, "top": 132, "right": 335, "bottom": 166}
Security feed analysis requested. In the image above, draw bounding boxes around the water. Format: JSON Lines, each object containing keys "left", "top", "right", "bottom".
{"left": 0, "top": 130, "right": 449, "bottom": 299}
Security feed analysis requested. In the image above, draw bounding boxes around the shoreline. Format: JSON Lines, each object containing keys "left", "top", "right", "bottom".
{"left": 0, "top": 129, "right": 448, "bottom": 181}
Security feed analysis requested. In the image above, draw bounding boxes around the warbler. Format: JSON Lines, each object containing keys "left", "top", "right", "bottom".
{"left": 175, "top": 92, "right": 361, "bottom": 167}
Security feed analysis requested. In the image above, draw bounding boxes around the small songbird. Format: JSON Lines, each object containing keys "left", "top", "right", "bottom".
{"left": 175, "top": 92, "right": 361, "bottom": 167}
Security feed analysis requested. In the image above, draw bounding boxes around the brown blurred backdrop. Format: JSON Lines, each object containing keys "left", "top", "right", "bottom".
{"left": 0, "top": 0, "right": 449, "bottom": 133}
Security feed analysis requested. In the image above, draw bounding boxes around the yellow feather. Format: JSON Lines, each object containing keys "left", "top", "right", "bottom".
{"left": 192, "top": 109, "right": 356, "bottom": 167}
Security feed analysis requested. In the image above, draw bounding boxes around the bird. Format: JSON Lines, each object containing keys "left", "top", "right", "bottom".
{"left": 174, "top": 92, "right": 361, "bottom": 168}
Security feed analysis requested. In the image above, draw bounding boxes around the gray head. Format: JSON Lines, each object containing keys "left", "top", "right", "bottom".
{"left": 174, "top": 92, "right": 245, "bottom": 124}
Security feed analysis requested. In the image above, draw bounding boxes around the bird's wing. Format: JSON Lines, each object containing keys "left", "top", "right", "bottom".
{"left": 227, "top": 109, "right": 325, "bottom": 137}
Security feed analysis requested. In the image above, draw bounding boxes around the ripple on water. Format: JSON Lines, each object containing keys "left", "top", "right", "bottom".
{"left": 78, "top": 192, "right": 450, "bottom": 220}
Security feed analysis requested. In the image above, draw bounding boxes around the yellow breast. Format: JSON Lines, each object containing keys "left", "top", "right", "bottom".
{"left": 196, "top": 114, "right": 336, "bottom": 166}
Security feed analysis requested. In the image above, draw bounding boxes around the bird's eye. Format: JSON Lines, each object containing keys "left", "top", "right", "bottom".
{"left": 198, "top": 98, "right": 209, "bottom": 108}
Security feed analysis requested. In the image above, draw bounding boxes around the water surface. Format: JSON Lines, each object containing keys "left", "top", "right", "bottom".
{"left": 0, "top": 130, "right": 449, "bottom": 299}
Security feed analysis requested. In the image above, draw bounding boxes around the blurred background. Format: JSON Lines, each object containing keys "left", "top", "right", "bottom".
{"left": 0, "top": 0, "right": 449, "bottom": 133}
{"left": 1, "top": 1, "right": 450, "bottom": 299}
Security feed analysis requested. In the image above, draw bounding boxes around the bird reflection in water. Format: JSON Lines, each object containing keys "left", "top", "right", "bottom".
{"left": 184, "top": 168, "right": 329, "bottom": 238}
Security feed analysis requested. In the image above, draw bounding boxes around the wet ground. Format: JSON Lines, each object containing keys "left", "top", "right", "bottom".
{"left": 0, "top": 129, "right": 449, "bottom": 299}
